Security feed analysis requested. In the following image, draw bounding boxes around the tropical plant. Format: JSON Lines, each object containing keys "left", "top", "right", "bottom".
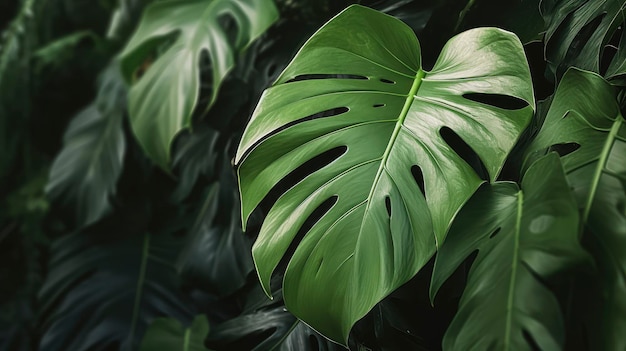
{"left": 0, "top": 0, "right": 624, "bottom": 350}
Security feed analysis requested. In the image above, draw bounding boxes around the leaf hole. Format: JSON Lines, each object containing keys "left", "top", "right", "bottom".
{"left": 373, "top": 103, "right": 386, "bottom": 108}
{"left": 276, "top": 196, "right": 338, "bottom": 273}
{"left": 548, "top": 142, "right": 581, "bottom": 157}
{"left": 380, "top": 78, "right": 396, "bottom": 84}
{"left": 462, "top": 93, "right": 528, "bottom": 110}
{"left": 385, "top": 196, "right": 392, "bottom": 217}
{"left": 309, "top": 335, "right": 320, "bottom": 349}
{"left": 257, "top": 147, "right": 346, "bottom": 220}
{"left": 130, "top": 32, "right": 178, "bottom": 82}
{"left": 267, "top": 106, "right": 349, "bottom": 138}
{"left": 522, "top": 329, "right": 541, "bottom": 351}
{"left": 217, "top": 13, "right": 239, "bottom": 46}
{"left": 489, "top": 227, "right": 501, "bottom": 239}
{"left": 616, "top": 199, "right": 625, "bottom": 216}
{"left": 193, "top": 51, "right": 214, "bottom": 119}
{"left": 439, "top": 127, "right": 489, "bottom": 181}
{"left": 601, "top": 24, "right": 623, "bottom": 76}
{"left": 237, "top": 108, "right": 349, "bottom": 163}
{"left": 284, "top": 74, "right": 368, "bottom": 83}
{"left": 560, "top": 13, "right": 606, "bottom": 76}
{"left": 267, "top": 63, "right": 278, "bottom": 78}
{"left": 411, "top": 165, "right": 426, "bottom": 198}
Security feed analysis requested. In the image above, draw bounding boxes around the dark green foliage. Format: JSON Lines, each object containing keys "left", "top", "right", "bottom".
{"left": 45, "top": 62, "right": 127, "bottom": 227}
{"left": 1, "top": 1, "right": 625, "bottom": 351}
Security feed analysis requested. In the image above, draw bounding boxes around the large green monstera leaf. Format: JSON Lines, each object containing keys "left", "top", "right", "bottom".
{"left": 120, "top": 0, "right": 278, "bottom": 168}
{"left": 431, "top": 153, "right": 588, "bottom": 350}
{"left": 525, "top": 68, "right": 626, "bottom": 350}
{"left": 235, "top": 5, "right": 534, "bottom": 344}
{"left": 541, "top": 0, "right": 626, "bottom": 79}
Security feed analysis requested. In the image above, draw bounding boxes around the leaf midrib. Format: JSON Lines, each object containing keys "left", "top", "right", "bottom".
{"left": 504, "top": 190, "right": 524, "bottom": 351}
{"left": 129, "top": 233, "right": 151, "bottom": 346}
{"left": 84, "top": 106, "right": 122, "bottom": 181}
{"left": 362, "top": 69, "right": 426, "bottom": 215}
{"left": 583, "top": 116, "right": 623, "bottom": 222}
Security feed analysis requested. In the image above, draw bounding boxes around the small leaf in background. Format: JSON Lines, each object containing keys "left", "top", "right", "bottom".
{"left": 431, "top": 153, "right": 589, "bottom": 350}
{"left": 171, "top": 125, "right": 220, "bottom": 202}
{"left": 34, "top": 30, "right": 101, "bottom": 71}
{"left": 119, "top": 0, "right": 279, "bottom": 169}
{"left": 525, "top": 68, "right": 626, "bottom": 350}
{"left": 140, "top": 315, "right": 211, "bottom": 351}
{"left": 541, "top": 0, "right": 626, "bottom": 80}
{"left": 177, "top": 161, "right": 254, "bottom": 296}
{"left": 45, "top": 62, "right": 126, "bottom": 227}
{"left": 236, "top": 4, "right": 534, "bottom": 344}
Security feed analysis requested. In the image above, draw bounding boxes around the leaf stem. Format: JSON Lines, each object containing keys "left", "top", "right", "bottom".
{"left": 583, "top": 116, "right": 623, "bottom": 222}
{"left": 363, "top": 69, "right": 425, "bottom": 225}
{"left": 183, "top": 327, "right": 191, "bottom": 351}
{"left": 455, "top": 0, "right": 476, "bottom": 31}
{"left": 504, "top": 190, "right": 523, "bottom": 350}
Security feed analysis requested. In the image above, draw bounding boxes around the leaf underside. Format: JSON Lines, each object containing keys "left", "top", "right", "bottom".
{"left": 236, "top": 5, "right": 534, "bottom": 344}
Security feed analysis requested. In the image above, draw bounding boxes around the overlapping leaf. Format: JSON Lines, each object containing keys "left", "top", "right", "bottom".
{"left": 207, "top": 302, "right": 342, "bottom": 351}
{"left": 45, "top": 63, "right": 126, "bottom": 227}
{"left": 119, "top": 0, "right": 278, "bottom": 169}
{"left": 431, "top": 154, "right": 588, "bottom": 350}
{"left": 236, "top": 5, "right": 534, "bottom": 344}
{"left": 525, "top": 68, "right": 626, "bottom": 350}
{"left": 541, "top": 0, "right": 626, "bottom": 80}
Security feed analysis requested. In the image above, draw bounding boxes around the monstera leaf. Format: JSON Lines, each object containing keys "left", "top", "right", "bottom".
{"left": 235, "top": 5, "right": 534, "bottom": 344}
{"left": 140, "top": 315, "right": 211, "bottom": 351}
{"left": 541, "top": 0, "right": 626, "bottom": 79}
{"left": 431, "top": 153, "right": 588, "bottom": 350}
{"left": 46, "top": 63, "right": 126, "bottom": 227}
{"left": 120, "top": 0, "right": 278, "bottom": 169}
{"left": 525, "top": 68, "right": 626, "bottom": 350}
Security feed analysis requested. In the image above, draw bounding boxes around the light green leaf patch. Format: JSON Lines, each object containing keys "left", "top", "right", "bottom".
{"left": 120, "top": 0, "right": 278, "bottom": 169}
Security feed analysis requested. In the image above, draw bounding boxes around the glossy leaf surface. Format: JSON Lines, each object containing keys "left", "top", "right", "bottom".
{"left": 236, "top": 5, "right": 534, "bottom": 344}
{"left": 120, "top": 0, "right": 278, "bottom": 168}
{"left": 525, "top": 68, "right": 626, "bottom": 350}
{"left": 431, "top": 153, "right": 588, "bottom": 350}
